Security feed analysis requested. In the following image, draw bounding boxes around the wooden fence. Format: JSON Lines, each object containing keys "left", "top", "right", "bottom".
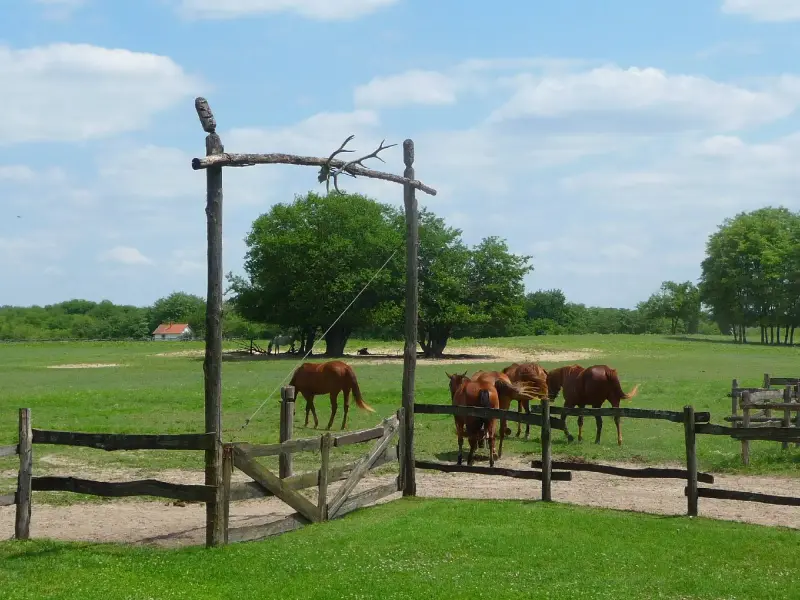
{"left": 2, "top": 390, "right": 405, "bottom": 545}
{"left": 414, "top": 401, "right": 800, "bottom": 516}
{"left": 730, "top": 375, "right": 800, "bottom": 464}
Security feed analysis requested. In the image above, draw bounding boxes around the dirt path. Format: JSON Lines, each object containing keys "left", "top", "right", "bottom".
{"left": 2, "top": 459, "right": 797, "bottom": 547}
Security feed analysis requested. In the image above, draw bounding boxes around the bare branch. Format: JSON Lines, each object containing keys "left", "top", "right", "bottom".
{"left": 191, "top": 152, "right": 437, "bottom": 196}
{"left": 327, "top": 137, "right": 398, "bottom": 192}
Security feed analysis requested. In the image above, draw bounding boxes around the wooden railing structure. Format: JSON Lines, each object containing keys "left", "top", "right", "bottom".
{"left": 414, "top": 400, "right": 800, "bottom": 516}
{"left": 2, "top": 389, "right": 405, "bottom": 544}
{"left": 730, "top": 374, "right": 800, "bottom": 465}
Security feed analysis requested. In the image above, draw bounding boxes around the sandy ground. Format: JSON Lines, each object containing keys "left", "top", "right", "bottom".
{"left": 153, "top": 345, "right": 599, "bottom": 366}
{"left": 2, "top": 457, "right": 797, "bottom": 547}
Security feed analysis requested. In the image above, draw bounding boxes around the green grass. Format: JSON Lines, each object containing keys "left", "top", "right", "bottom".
{"left": 1, "top": 334, "right": 799, "bottom": 503}
{"left": 1, "top": 498, "right": 798, "bottom": 599}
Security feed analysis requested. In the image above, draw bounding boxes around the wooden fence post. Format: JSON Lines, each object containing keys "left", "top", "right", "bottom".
{"left": 540, "top": 399, "right": 552, "bottom": 502}
{"left": 401, "top": 138, "right": 418, "bottom": 497}
{"left": 15, "top": 408, "right": 32, "bottom": 540}
{"left": 222, "top": 444, "right": 233, "bottom": 544}
{"left": 763, "top": 373, "right": 771, "bottom": 389}
{"left": 280, "top": 386, "right": 295, "bottom": 479}
{"left": 197, "top": 97, "right": 225, "bottom": 548}
{"left": 781, "top": 386, "right": 791, "bottom": 451}
{"left": 731, "top": 378, "right": 739, "bottom": 418}
{"left": 318, "top": 433, "right": 332, "bottom": 521}
{"left": 396, "top": 407, "right": 406, "bottom": 492}
{"left": 795, "top": 385, "right": 800, "bottom": 448}
{"left": 741, "top": 391, "right": 751, "bottom": 466}
{"left": 683, "top": 405, "right": 698, "bottom": 517}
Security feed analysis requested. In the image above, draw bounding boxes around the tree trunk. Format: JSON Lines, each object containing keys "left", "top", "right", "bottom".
{"left": 431, "top": 333, "right": 449, "bottom": 358}
{"left": 770, "top": 326, "right": 774, "bottom": 345}
{"left": 791, "top": 325, "right": 796, "bottom": 346}
{"left": 324, "top": 324, "right": 350, "bottom": 357}
{"left": 784, "top": 326, "right": 789, "bottom": 345}
{"left": 760, "top": 326, "right": 765, "bottom": 344}
{"left": 732, "top": 326, "right": 739, "bottom": 343}
{"left": 671, "top": 318, "right": 678, "bottom": 335}
{"left": 299, "top": 328, "right": 315, "bottom": 356}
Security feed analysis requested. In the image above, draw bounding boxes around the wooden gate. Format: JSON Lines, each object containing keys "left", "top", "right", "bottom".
{"left": 222, "top": 409, "right": 404, "bottom": 543}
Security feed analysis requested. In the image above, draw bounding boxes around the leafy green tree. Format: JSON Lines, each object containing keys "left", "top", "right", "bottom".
{"left": 228, "top": 191, "right": 402, "bottom": 356}
{"left": 639, "top": 281, "right": 701, "bottom": 335}
{"left": 150, "top": 292, "right": 206, "bottom": 338}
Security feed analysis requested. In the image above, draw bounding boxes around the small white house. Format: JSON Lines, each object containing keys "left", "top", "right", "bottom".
{"left": 152, "top": 323, "right": 193, "bottom": 341}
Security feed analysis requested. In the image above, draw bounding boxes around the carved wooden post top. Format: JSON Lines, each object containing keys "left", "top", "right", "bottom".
{"left": 195, "top": 97, "right": 217, "bottom": 134}
{"left": 403, "top": 139, "right": 414, "bottom": 167}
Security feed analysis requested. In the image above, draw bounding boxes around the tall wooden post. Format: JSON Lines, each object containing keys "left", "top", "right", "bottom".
{"left": 15, "top": 408, "right": 32, "bottom": 540}
{"left": 196, "top": 97, "right": 225, "bottom": 547}
{"left": 683, "top": 405, "right": 698, "bottom": 517}
{"left": 540, "top": 399, "right": 552, "bottom": 502}
{"left": 730, "top": 378, "right": 739, "bottom": 418}
{"left": 221, "top": 445, "right": 233, "bottom": 545}
{"left": 741, "top": 391, "right": 751, "bottom": 466}
{"left": 401, "top": 139, "right": 418, "bottom": 497}
{"left": 279, "top": 386, "right": 295, "bottom": 478}
{"left": 781, "top": 386, "right": 791, "bottom": 451}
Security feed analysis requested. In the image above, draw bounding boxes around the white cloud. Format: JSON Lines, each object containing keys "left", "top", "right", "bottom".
{"left": 354, "top": 70, "right": 460, "bottom": 108}
{"left": 0, "top": 43, "right": 201, "bottom": 144}
{"left": 32, "top": 0, "right": 87, "bottom": 19}
{"left": 178, "top": 0, "right": 399, "bottom": 20}
{"left": 99, "top": 246, "right": 154, "bottom": 266}
{"left": 0, "top": 165, "right": 36, "bottom": 182}
{"left": 488, "top": 66, "right": 800, "bottom": 133}
{"left": 721, "top": 0, "right": 800, "bottom": 21}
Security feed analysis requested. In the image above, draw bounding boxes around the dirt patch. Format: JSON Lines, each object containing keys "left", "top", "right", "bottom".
{"left": 2, "top": 457, "right": 797, "bottom": 548}
{"left": 46, "top": 363, "right": 123, "bottom": 369}
{"left": 348, "top": 346, "right": 599, "bottom": 366}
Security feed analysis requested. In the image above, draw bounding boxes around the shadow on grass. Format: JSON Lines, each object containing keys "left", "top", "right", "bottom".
{"left": 666, "top": 335, "right": 799, "bottom": 349}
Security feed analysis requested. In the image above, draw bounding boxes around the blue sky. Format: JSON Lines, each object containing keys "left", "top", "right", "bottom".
{"left": 2, "top": 0, "right": 799, "bottom": 309}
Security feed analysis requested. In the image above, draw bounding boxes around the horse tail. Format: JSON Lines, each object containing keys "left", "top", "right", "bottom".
{"left": 348, "top": 367, "right": 375, "bottom": 413}
{"left": 478, "top": 388, "right": 492, "bottom": 437}
{"left": 607, "top": 367, "right": 639, "bottom": 401}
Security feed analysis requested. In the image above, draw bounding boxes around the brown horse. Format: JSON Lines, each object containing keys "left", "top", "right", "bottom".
{"left": 446, "top": 371, "right": 500, "bottom": 467}
{"left": 470, "top": 370, "right": 544, "bottom": 458}
{"left": 502, "top": 362, "right": 549, "bottom": 439}
{"left": 289, "top": 360, "right": 374, "bottom": 430}
{"left": 547, "top": 364, "right": 639, "bottom": 445}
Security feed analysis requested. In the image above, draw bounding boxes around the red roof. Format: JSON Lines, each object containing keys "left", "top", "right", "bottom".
{"left": 152, "top": 323, "right": 190, "bottom": 335}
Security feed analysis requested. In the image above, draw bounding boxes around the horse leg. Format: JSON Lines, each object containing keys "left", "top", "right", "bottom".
{"left": 595, "top": 415, "right": 603, "bottom": 444}
{"left": 309, "top": 398, "right": 319, "bottom": 428}
{"left": 326, "top": 392, "right": 338, "bottom": 430}
{"left": 524, "top": 399, "right": 531, "bottom": 440}
{"left": 302, "top": 393, "right": 316, "bottom": 428}
{"left": 561, "top": 412, "right": 574, "bottom": 443}
{"left": 340, "top": 389, "right": 350, "bottom": 430}
{"left": 497, "top": 417, "right": 505, "bottom": 460}
{"left": 578, "top": 415, "right": 584, "bottom": 442}
{"left": 516, "top": 400, "right": 523, "bottom": 437}
{"left": 467, "top": 437, "right": 477, "bottom": 466}
{"left": 614, "top": 414, "right": 622, "bottom": 446}
{"left": 456, "top": 421, "right": 465, "bottom": 465}
{"left": 488, "top": 423, "right": 497, "bottom": 467}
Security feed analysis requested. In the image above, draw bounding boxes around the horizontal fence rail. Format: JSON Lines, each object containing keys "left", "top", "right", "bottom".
{"left": 531, "top": 460, "right": 715, "bottom": 484}
{"left": 32, "top": 476, "right": 215, "bottom": 502}
{"left": 31, "top": 430, "right": 214, "bottom": 452}
{"left": 689, "top": 487, "right": 800, "bottom": 507}
{"left": 415, "top": 460, "right": 572, "bottom": 481}
{"left": 696, "top": 423, "right": 800, "bottom": 442}
{"left": 413, "top": 403, "right": 564, "bottom": 430}
{"left": 529, "top": 405, "right": 711, "bottom": 423}
{"left": 0, "top": 444, "right": 19, "bottom": 458}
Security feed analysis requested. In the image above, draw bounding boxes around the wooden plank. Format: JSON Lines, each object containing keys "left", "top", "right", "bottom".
{"left": 318, "top": 433, "right": 332, "bottom": 521}
{"left": 328, "top": 417, "right": 399, "bottom": 518}
{"left": 396, "top": 407, "right": 406, "bottom": 492}
{"left": 227, "top": 445, "right": 399, "bottom": 502}
{"left": 232, "top": 437, "right": 321, "bottom": 458}
{"left": 222, "top": 445, "right": 233, "bottom": 544}
{"left": 232, "top": 447, "right": 320, "bottom": 523}
{"left": 696, "top": 423, "right": 735, "bottom": 436}
{"left": 742, "top": 390, "right": 784, "bottom": 404}
{"left": 333, "top": 426, "right": 385, "bottom": 447}
{"left": 0, "top": 444, "right": 18, "bottom": 458}
{"left": 227, "top": 513, "right": 309, "bottom": 544}
{"left": 401, "top": 138, "right": 419, "bottom": 498}
{"left": 691, "top": 487, "right": 800, "bottom": 507}
{"left": 769, "top": 377, "right": 800, "bottom": 386}
{"left": 0, "top": 494, "right": 16, "bottom": 507}
{"left": 725, "top": 416, "right": 783, "bottom": 423}
{"left": 740, "top": 403, "right": 800, "bottom": 411}
{"left": 781, "top": 387, "right": 792, "bottom": 451}
{"left": 418, "top": 460, "right": 572, "bottom": 481}
{"left": 684, "top": 406, "right": 698, "bottom": 517}
{"left": 31, "top": 430, "right": 213, "bottom": 451}
{"left": 15, "top": 408, "right": 32, "bottom": 540}
{"left": 333, "top": 481, "right": 400, "bottom": 519}
{"left": 279, "top": 386, "right": 295, "bottom": 478}
{"left": 32, "top": 476, "right": 214, "bottom": 502}
{"left": 540, "top": 399, "right": 552, "bottom": 502}
{"left": 530, "top": 460, "right": 715, "bottom": 484}
{"left": 730, "top": 427, "right": 800, "bottom": 442}
{"left": 545, "top": 406, "right": 709, "bottom": 423}
{"left": 415, "top": 403, "right": 545, "bottom": 426}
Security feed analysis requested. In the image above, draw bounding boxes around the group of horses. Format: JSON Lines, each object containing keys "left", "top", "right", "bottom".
{"left": 446, "top": 363, "right": 639, "bottom": 467}
{"left": 288, "top": 359, "right": 639, "bottom": 468}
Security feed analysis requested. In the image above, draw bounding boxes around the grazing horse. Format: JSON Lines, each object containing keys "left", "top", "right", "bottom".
{"left": 446, "top": 371, "right": 501, "bottom": 467}
{"left": 547, "top": 364, "right": 639, "bottom": 446}
{"left": 469, "top": 370, "right": 544, "bottom": 459}
{"left": 268, "top": 333, "right": 297, "bottom": 355}
{"left": 289, "top": 361, "right": 374, "bottom": 430}
{"left": 502, "top": 362, "right": 549, "bottom": 439}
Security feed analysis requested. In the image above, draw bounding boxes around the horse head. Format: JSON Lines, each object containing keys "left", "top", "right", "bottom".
{"left": 445, "top": 371, "right": 469, "bottom": 400}
{"left": 546, "top": 368, "right": 564, "bottom": 400}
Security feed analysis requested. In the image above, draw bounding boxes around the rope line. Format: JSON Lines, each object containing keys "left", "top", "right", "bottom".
{"left": 234, "top": 248, "right": 400, "bottom": 433}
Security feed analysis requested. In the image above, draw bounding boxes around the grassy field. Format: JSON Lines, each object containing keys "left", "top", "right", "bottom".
{"left": 1, "top": 497, "right": 799, "bottom": 599}
{"left": 0, "top": 333, "right": 799, "bottom": 504}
